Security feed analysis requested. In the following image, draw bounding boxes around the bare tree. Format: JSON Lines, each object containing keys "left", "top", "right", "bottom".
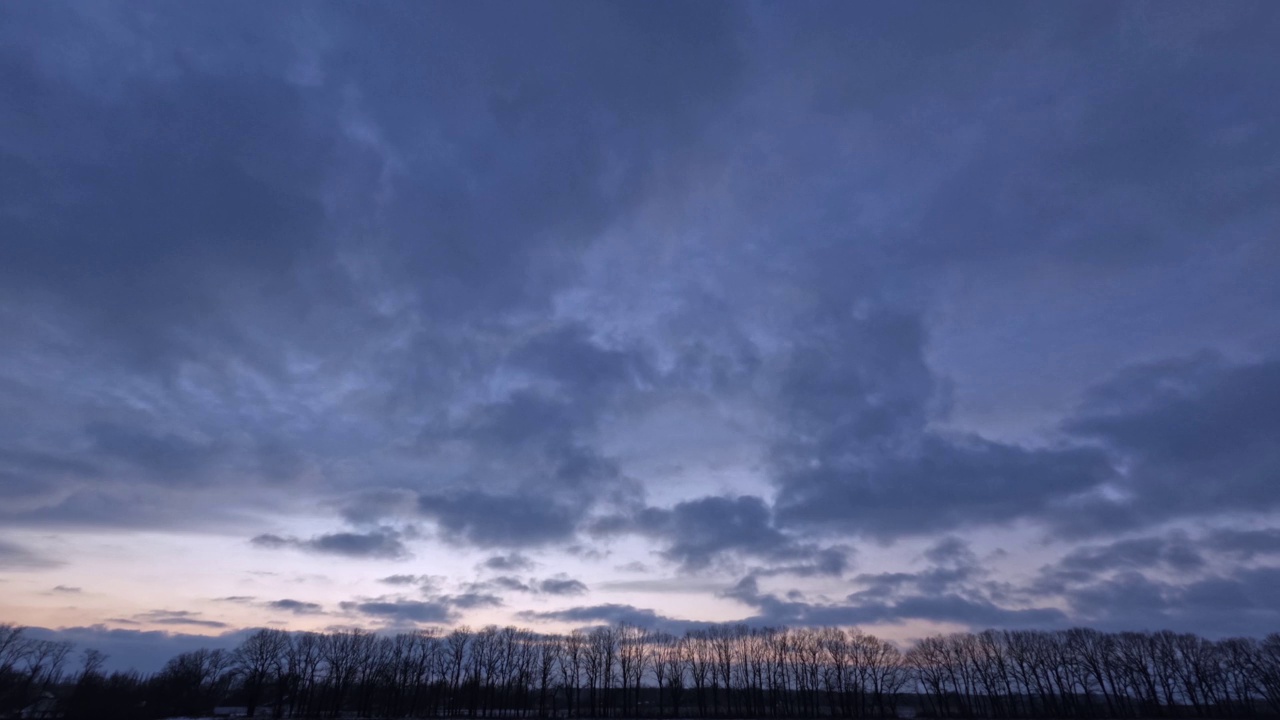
{"left": 14, "top": 620, "right": 1280, "bottom": 720}
{"left": 235, "top": 628, "right": 291, "bottom": 717}
{"left": 559, "top": 629, "right": 585, "bottom": 718}
{"left": 445, "top": 625, "right": 473, "bottom": 717}
{"left": 617, "top": 624, "right": 651, "bottom": 718}
{"left": 286, "top": 631, "right": 323, "bottom": 718}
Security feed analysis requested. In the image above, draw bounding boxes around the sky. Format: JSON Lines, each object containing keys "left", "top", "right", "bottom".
{"left": 2, "top": 1, "right": 1280, "bottom": 673}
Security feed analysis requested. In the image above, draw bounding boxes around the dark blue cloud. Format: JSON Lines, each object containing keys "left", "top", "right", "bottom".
{"left": 133, "top": 610, "right": 229, "bottom": 629}
{"left": 1204, "top": 528, "right": 1280, "bottom": 560}
{"left": 488, "top": 576, "right": 533, "bottom": 593}
{"left": 537, "top": 578, "right": 588, "bottom": 596}
{"left": 516, "top": 604, "right": 709, "bottom": 634}
{"left": 482, "top": 554, "right": 535, "bottom": 572}
{"left": 775, "top": 433, "right": 1114, "bottom": 538}
{"left": 1060, "top": 535, "right": 1205, "bottom": 574}
{"left": 441, "top": 593, "right": 503, "bottom": 610}
{"left": 251, "top": 530, "right": 408, "bottom": 559}
{"left": 266, "top": 599, "right": 323, "bottom": 615}
{"left": 345, "top": 600, "right": 454, "bottom": 625}
{"left": 0, "top": 53, "right": 334, "bottom": 371}
{"left": 418, "top": 491, "right": 581, "bottom": 548}
{"left": 595, "top": 495, "right": 837, "bottom": 571}
{"left": 377, "top": 574, "right": 428, "bottom": 587}
{"left": 1059, "top": 355, "right": 1280, "bottom": 535}
{"left": 1056, "top": 566, "right": 1280, "bottom": 638}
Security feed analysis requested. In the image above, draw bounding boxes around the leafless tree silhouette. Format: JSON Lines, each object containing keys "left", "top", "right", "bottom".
{"left": 9, "top": 622, "right": 1280, "bottom": 719}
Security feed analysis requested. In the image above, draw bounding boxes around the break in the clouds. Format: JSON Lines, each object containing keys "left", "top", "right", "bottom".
{"left": 2, "top": 0, "right": 1279, "bottom": 665}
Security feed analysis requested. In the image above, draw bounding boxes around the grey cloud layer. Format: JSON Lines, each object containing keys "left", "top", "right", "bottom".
{"left": 1, "top": 2, "right": 1278, "bottom": 635}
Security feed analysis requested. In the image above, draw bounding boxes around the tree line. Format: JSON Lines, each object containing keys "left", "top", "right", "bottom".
{"left": 4, "top": 621, "right": 1280, "bottom": 719}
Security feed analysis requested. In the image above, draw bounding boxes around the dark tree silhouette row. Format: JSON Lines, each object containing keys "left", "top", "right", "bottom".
{"left": 5, "top": 622, "right": 1280, "bottom": 720}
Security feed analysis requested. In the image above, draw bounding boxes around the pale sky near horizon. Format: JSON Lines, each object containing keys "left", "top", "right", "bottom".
{"left": 2, "top": 1, "right": 1280, "bottom": 673}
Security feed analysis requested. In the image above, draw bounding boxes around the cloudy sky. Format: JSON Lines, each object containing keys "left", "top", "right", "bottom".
{"left": 3, "top": 1, "right": 1280, "bottom": 672}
